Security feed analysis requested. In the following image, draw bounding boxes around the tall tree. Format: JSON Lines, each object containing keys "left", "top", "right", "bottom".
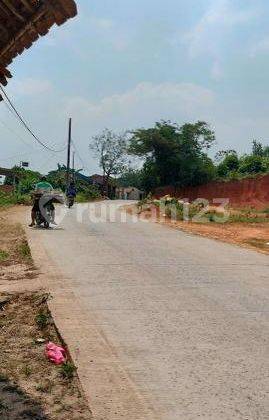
{"left": 129, "top": 121, "right": 215, "bottom": 190}
{"left": 90, "top": 129, "right": 129, "bottom": 194}
{"left": 252, "top": 140, "right": 264, "bottom": 157}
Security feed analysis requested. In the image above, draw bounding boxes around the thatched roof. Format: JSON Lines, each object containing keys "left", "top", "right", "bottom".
{"left": 0, "top": 0, "right": 77, "bottom": 86}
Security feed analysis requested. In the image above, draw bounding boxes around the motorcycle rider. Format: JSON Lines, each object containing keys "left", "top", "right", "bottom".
{"left": 66, "top": 181, "right": 77, "bottom": 205}
{"left": 29, "top": 176, "right": 55, "bottom": 227}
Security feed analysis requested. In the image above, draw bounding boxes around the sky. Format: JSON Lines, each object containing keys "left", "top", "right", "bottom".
{"left": 1, "top": 0, "right": 269, "bottom": 175}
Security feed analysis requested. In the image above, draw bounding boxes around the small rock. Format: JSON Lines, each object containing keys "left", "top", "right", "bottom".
{"left": 0, "top": 296, "right": 11, "bottom": 308}
{"left": 35, "top": 338, "right": 46, "bottom": 344}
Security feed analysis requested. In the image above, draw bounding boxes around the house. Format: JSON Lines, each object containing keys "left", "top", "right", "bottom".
{"left": 89, "top": 174, "right": 116, "bottom": 199}
{"left": 116, "top": 187, "right": 145, "bottom": 201}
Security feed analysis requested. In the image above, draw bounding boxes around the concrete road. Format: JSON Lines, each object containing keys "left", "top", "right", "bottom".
{"left": 27, "top": 201, "right": 269, "bottom": 420}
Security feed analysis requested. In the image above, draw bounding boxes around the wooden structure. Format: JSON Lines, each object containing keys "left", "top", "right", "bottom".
{"left": 0, "top": 0, "right": 77, "bottom": 87}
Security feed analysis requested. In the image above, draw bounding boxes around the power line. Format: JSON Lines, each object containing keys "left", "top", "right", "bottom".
{"left": 0, "top": 86, "right": 67, "bottom": 153}
{"left": 0, "top": 116, "right": 34, "bottom": 149}
{"left": 71, "top": 139, "right": 87, "bottom": 170}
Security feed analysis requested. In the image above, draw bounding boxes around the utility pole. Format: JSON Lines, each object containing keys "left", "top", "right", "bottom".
{"left": 66, "top": 117, "right": 72, "bottom": 190}
{"left": 72, "top": 151, "right": 75, "bottom": 183}
{"left": 72, "top": 151, "right": 75, "bottom": 172}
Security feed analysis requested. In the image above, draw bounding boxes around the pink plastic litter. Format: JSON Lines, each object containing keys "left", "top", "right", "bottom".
{"left": 45, "top": 342, "right": 66, "bottom": 365}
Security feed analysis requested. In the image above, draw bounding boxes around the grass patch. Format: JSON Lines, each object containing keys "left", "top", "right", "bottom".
{"left": 60, "top": 362, "right": 77, "bottom": 380}
{"left": 22, "top": 365, "right": 32, "bottom": 378}
{"left": 17, "top": 240, "right": 31, "bottom": 260}
{"left": 35, "top": 311, "right": 50, "bottom": 329}
{"left": 229, "top": 213, "right": 269, "bottom": 224}
{"left": 36, "top": 379, "right": 53, "bottom": 394}
{"left": 0, "top": 250, "right": 9, "bottom": 262}
{"left": 0, "top": 192, "right": 31, "bottom": 208}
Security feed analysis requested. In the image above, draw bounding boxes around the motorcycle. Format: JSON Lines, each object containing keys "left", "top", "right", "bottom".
{"left": 35, "top": 198, "right": 54, "bottom": 229}
{"left": 66, "top": 195, "right": 75, "bottom": 208}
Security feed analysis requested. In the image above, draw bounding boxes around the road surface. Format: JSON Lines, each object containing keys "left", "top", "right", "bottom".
{"left": 27, "top": 201, "right": 269, "bottom": 420}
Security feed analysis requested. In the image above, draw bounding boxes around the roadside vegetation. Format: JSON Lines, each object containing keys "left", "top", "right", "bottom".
{"left": 0, "top": 211, "right": 36, "bottom": 282}
{"left": 2, "top": 120, "right": 269, "bottom": 208}
{"left": 115, "top": 121, "right": 269, "bottom": 193}
{"left": 0, "top": 191, "right": 31, "bottom": 207}
{"left": 137, "top": 195, "right": 269, "bottom": 224}
{"left": 0, "top": 164, "right": 101, "bottom": 208}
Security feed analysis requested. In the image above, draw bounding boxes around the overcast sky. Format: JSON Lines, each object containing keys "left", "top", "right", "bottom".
{"left": 1, "top": 0, "right": 269, "bottom": 175}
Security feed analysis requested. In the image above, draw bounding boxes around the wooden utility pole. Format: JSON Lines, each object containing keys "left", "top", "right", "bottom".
{"left": 66, "top": 117, "right": 72, "bottom": 190}
{"left": 72, "top": 151, "right": 75, "bottom": 172}
{"left": 72, "top": 151, "right": 75, "bottom": 183}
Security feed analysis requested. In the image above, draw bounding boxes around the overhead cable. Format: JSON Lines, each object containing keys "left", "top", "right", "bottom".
{"left": 0, "top": 86, "right": 67, "bottom": 153}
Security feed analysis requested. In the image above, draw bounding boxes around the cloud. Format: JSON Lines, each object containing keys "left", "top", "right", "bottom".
{"left": 185, "top": 0, "right": 257, "bottom": 58}
{"left": 250, "top": 36, "right": 269, "bottom": 57}
{"left": 211, "top": 60, "right": 223, "bottom": 81}
{"left": 9, "top": 78, "right": 53, "bottom": 96}
{"left": 64, "top": 82, "right": 215, "bottom": 131}
{"left": 183, "top": 0, "right": 259, "bottom": 78}
{"left": 89, "top": 16, "right": 115, "bottom": 30}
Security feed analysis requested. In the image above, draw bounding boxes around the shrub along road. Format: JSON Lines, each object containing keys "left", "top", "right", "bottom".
{"left": 25, "top": 200, "right": 269, "bottom": 420}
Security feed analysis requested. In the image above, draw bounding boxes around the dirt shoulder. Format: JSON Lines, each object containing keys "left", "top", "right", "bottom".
{"left": 0, "top": 206, "right": 38, "bottom": 289}
{"left": 0, "top": 206, "right": 92, "bottom": 419}
{"left": 161, "top": 219, "right": 269, "bottom": 254}
{"left": 123, "top": 204, "right": 269, "bottom": 255}
{"left": 0, "top": 292, "right": 91, "bottom": 420}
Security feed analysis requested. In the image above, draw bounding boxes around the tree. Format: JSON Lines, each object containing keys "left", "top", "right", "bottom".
{"left": 47, "top": 164, "right": 67, "bottom": 191}
{"left": 117, "top": 169, "right": 144, "bottom": 189}
{"left": 128, "top": 120, "right": 215, "bottom": 190}
{"left": 90, "top": 129, "right": 129, "bottom": 195}
{"left": 47, "top": 164, "right": 83, "bottom": 191}
{"left": 252, "top": 140, "right": 264, "bottom": 157}
{"left": 5, "top": 166, "right": 41, "bottom": 194}
{"left": 215, "top": 149, "right": 237, "bottom": 161}
{"left": 238, "top": 155, "right": 265, "bottom": 174}
{"left": 263, "top": 146, "right": 269, "bottom": 157}
{"left": 217, "top": 152, "right": 239, "bottom": 177}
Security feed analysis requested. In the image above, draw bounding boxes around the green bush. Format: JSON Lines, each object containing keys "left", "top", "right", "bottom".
{"left": 238, "top": 155, "right": 265, "bottom": 174}
{"left": 76, "top": 186, "right": 100, "bottom": 203}
{"left": 0, "top": 192, "right": 32, "bottom": 207}
{"left": 217, "top": 153, "right": 239, "bottom": 177}
{"left": 0, "top": 192, "right": 17, "bottom": 207}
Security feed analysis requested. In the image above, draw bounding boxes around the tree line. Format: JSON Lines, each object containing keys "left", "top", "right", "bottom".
{"left": 5, "top": 120, "right": 269, "bottom": 197}
{"left": 90, "top": 121, "right": 269, "bottom": 193}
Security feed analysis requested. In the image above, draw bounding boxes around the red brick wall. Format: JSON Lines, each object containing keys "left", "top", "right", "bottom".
{"left": 154, "top": 174, "right": 269, "bottom": 209}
